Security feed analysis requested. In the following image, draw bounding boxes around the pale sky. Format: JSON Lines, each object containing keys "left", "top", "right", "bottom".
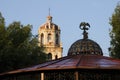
{"left": 0, "top": 0, "right": 119, "bottom": 56}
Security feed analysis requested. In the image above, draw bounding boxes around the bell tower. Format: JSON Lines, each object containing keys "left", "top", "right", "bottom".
{"left": 38, "top": 15, "right": 63, "bottom": 60}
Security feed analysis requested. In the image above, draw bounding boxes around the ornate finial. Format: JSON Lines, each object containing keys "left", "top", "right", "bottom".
{"left": 79, "top": 22, "right": 90, "bottom": 39}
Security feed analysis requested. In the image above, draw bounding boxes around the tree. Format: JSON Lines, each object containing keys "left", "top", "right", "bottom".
{"left": 0, "top": 12, "right": 6, "bottom": 52}
{"left": 0, "top": 13, "right": 46, "bottom": 73}
{"left": 109, "top": 2, "right": 120, "bottom": 59}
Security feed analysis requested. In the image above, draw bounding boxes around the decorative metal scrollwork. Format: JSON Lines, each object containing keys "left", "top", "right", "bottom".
{"left": 79, "top": 22, "right": 90, "bottom": 31}
{"left": 79, "top": 22, "right": 90, "bottom": 39}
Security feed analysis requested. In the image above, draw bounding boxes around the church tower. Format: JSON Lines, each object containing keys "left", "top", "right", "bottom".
{"left": 38, "top": 15, "right": 63, "bottom": 60}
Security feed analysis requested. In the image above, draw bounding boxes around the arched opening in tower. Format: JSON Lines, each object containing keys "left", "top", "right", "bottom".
{"left": 47, "top": 53, "right": 52, "bottom": 61}
{"left": 41, "top": 33, "right": 44, "bottom": 45}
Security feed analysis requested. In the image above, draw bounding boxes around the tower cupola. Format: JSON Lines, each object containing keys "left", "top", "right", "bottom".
{"left": 47, "top": 15, "right": 52, "bottom": 23}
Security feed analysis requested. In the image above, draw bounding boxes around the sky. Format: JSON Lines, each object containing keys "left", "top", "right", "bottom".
{"left": 0, "top": 0, "right": 119, "bottom": 56}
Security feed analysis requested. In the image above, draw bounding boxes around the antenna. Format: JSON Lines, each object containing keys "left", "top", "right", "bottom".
{"left": 49, "top": 8, "right": 51, "bottom": 16}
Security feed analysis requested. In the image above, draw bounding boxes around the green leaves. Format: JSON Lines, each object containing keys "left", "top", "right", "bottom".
{"left": 0, "top": 13, "right": 46, "bottom": 73}
{"left": 109, "top": 3, "right": 120, "bottom": 59}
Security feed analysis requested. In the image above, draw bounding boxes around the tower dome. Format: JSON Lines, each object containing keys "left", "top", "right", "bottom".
{"left": 68, "top": 22, "right": 103, "bottom": 56}
{"left": 39, "top": 15, "right": 59, "bottom": 30}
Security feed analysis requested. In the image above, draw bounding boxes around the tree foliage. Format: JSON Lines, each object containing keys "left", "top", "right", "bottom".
{"left": 0, "top": 12, "right": 46, "bottom": 73}
{"left": 109, "top": 3, "right": 120, "bottom": 59}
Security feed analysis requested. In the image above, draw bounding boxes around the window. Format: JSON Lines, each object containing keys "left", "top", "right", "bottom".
{"left": 48, "top": 53, "right": 52, "bottom": 60}
{"left": 41, "top": 33, "right": 44, "bottom": 45}
{"left": 55, "top": 55, "right": 58, "bottom": 59}
{"left": 48, "top": 33, "right": 51, "bottom": 42}
{"left": 56, "top": 34, "right": 59, "bottom": 45}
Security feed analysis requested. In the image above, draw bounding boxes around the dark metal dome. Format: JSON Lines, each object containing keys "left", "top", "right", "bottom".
{"left": 68, "top": 22, "right": 103, "bottom": 56}
{"left": 68, "top": 39, "right": 103, "bottom": 56}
